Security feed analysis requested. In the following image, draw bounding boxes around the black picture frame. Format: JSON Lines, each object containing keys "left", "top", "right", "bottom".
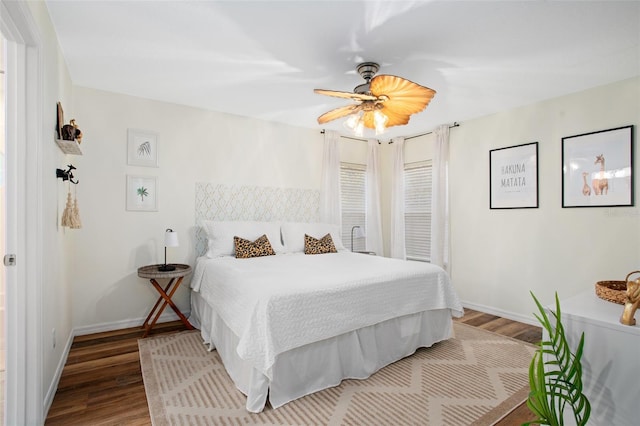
{"left": 562, "top": 125, "right": 633, "bottom": 208}
{"left": 490, "top": 142, "right": 539, "bottom": 209}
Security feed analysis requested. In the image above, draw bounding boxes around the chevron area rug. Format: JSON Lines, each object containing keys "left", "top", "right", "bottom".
{"left": 139, "top": 322, "right": 536, "bottom": 426}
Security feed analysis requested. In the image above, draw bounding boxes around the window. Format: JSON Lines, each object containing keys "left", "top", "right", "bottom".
{"left": 404, "top": 160, "right": 432, "bottom": 261}
{"left": 340, "top": 162, "right": 366, "bottom": 251}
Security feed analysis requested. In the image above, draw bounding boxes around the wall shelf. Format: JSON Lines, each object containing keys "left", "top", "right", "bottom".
{"left": 55, "top": 138, "right": 82, "bottom": 155}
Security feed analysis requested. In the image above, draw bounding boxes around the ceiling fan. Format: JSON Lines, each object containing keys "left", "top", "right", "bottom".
{"left": 314, "top": 62, "right": 436, "bottom": 136}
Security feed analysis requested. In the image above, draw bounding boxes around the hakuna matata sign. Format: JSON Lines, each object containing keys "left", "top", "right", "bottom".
{"left": 490, "top": 142, "right": 539, "bottom": 209}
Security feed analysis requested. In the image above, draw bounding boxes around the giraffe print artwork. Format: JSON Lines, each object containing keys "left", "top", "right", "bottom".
{"left": 581, "top": 172, "right": 591, "bottom": 196}
{"left": 563, "top": 125, "right": 633, "bottom": 208}
{"left": 591, "top": 154, "right": 609, "bottom": 195}
{"left": 582, "top": 155, "right": 610, "bottom": 197}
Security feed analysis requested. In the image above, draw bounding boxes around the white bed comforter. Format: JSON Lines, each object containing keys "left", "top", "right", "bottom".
{"left": 191, "top": 252, "right": 463, "bottom": 379}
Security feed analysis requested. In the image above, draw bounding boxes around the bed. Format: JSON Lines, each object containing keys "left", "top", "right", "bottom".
{"left": 189, "top": 220, "right": 464, "bottom": 413}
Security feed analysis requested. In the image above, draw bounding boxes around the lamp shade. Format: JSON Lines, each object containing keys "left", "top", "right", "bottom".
{"left": 164, "top": 229, "right": 179, "bottom": 247}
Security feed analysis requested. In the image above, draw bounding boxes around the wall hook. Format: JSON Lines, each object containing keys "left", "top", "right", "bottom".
{"left": 56, "top": 164, "right": 79, "bottom": 184}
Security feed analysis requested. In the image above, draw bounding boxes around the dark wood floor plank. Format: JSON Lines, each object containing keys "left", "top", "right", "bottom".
{"left": 46, "top": 312, "right": 542, "bottom": 425}
{"left": 61, "top": 352, "right": 140, "bottom": 376}
{"left": 66, "top": 339, "right": 140, "bottom": 364}
{"left": 458, "top": 311, "right": 501, "bottom": 327}
{"left": 514, "top": 328, "right": 544, "bottom": 345}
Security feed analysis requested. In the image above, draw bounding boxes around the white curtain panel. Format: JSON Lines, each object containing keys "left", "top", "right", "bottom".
{"left": 390, "top": 137, "right": 406, "bottom": 259}
{"left": 430, "top": 125, "right": 450, "bottom": 269}
{"left": 319, "top": 130, "right": 342, "bottom": 226}
{"left": 365, "top": 139, "right": 384, "bottom": 255}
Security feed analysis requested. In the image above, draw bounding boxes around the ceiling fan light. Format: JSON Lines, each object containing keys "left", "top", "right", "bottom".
{"left": 344, "top": 112, "right": 365, "bottom": 137}
{"left": 374, "top": 110, "right": 388, "bottom": 135}
{"left": 343, "top": 112, "right": 361, "bottom": 131}
{"left": 354, "top": 119, "right": 364, "bottom": 137}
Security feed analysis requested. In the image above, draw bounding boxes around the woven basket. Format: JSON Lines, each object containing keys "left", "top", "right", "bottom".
{"left": 595, "top": 271, "right": 640, "bottom": 304}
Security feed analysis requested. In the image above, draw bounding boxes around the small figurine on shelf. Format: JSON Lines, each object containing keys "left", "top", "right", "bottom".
{"left": 620, "top": 271, "right": 640, "bottom": 326}
{"left": 61, "top": 119, "right": 82, "bottom": 143}
{"left": 61, "top": 123, "right": 75, "bottom": 140}
{"left": 70, "top": 119, "right": 83, "bottom": 144}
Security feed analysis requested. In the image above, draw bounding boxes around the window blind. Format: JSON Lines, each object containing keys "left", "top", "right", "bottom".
{"left": 340, "top": 162, "right": 366, "bottom": 252}
{"left": 404, "top": 160, "right": 432, "bottom": 262}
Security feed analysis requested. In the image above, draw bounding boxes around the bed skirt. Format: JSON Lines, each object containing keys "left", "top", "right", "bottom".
{"left": 190, "top": 290, "right": 454, "bottom": 413}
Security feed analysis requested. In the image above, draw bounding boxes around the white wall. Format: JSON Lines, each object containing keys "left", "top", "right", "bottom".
{"left": 339, "top": 136, "right": 368, "bottom": 164}
{"left": 25, "top": 0, "right": 74, "bottom": 415}
{"left": 70, "top": 87, "right": 323, "bottom": 330}
{"left": 449, "top": 76, "right": 640, "bottom": 322}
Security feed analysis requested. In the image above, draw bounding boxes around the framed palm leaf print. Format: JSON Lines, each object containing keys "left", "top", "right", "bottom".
{"left": 126, "top": 175, "right": 158, "bottom": 211}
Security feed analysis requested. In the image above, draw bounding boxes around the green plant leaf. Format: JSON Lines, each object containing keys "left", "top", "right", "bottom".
{"left": 526, "top": 291, "right": 591, "bottom": 426}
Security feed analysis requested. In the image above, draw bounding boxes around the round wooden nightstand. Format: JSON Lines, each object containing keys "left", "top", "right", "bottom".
{"left": 137, "top": 264, "right": 194, "bottom": 337}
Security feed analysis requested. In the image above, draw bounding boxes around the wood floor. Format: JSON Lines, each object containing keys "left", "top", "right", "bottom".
{"left": 45, "top": 309, "right": 541, "bottom": 425}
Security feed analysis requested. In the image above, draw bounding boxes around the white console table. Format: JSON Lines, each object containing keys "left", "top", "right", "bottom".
{"left": 551, "top": 291, "right": 639, "bottom": 426}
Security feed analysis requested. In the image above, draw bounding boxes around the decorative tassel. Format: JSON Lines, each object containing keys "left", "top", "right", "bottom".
{"left": 70, "top": 185, "right": 82, "bottom": 229}
{"left": 61, "top": 185, "right": 74, "bottom": 227}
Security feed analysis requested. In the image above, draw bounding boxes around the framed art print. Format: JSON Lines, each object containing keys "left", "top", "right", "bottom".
{"left": 562, "top": 125, "right": 633, "bottom": 208}
{"left": 490, "top": 142, "right": 539, "bottom": 209}
{"left": 127, "top": 129, "right": 158, "bottom": 167}
{"left": 126, "top": 175, "right": 158, "bottom": 211}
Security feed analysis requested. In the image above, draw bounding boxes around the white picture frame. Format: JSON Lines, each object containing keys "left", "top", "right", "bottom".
{"left": 127, "top": 129, "right": 158, "bottom": 167}
{"left": 126, "top": 175, "right": 158, "bottom": 212}
{"left": 489, "top": 142, "right": 539, "bottom": 209}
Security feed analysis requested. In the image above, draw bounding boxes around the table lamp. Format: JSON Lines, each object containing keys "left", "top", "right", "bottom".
{"left": 159, "top": 228, "right": 178, "bottom": 271}
{"left": 351, "top": 225, "right": 366, "bottom": 251}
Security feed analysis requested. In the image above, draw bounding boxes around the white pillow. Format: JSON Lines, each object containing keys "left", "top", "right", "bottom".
{"left": 203, "top": 220, "right": 284, "bottom": 257}
{"left": 281, "top": 222, "right": 346, "bottom": 253}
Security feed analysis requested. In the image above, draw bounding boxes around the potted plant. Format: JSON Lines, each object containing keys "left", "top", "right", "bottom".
{"left": 525, "top": 292, "right": 591, "bottom": 426}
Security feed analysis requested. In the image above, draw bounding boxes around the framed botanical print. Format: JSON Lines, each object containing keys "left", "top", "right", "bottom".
{"left": 127, "top": 129, "right": 158, "bottom": 167}
{"left": 126, "top": 175, "right": 158, "bottom": 211}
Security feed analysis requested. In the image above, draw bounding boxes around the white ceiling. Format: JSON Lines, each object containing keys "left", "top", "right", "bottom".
{"left": 45, "top": 0, "right": 640, "bottom": 140}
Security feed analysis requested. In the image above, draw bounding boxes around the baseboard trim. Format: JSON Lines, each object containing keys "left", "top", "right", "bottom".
{"left": 461, "top": 300, "right": 538, "bottom": 326}
{"left": 44, "top": 331, "right": 74, "bottom": 416}
{"left": 73, "top": 310, "right": 191, "bottom": 336}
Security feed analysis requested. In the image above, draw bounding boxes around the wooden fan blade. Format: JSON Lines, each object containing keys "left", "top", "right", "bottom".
{"left": 317, "top": 104, "right": 363, "bottom": 124}
{"left": 369, "top": 75, "right": 436, "bottom": 127}
{"left": 314, "top": 89, "right": 377, "bottom": 102}
{"left": 381, "top": 108, "right": 412, "bottom": 127}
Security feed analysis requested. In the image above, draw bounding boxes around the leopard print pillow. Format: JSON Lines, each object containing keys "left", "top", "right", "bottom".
{"left": 234, "top": 234, "right": 276, "bottom": 259}
{"left": 304, "top": 233, "right": 337, "bottom": 255}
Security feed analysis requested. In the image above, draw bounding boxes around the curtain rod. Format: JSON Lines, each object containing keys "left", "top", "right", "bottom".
{"left": 321, "top": 122, "right": 459, "bottom": 144}
{"left": 320, "top": 130, "right": 380, "bottom": 144}
{"left": 388, "top": 122, "right": 460, "bottom": 144}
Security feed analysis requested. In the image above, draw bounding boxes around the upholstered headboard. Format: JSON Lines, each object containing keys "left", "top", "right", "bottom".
{"left": 195, "top": 183, "right": 320, "bottom": 256}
